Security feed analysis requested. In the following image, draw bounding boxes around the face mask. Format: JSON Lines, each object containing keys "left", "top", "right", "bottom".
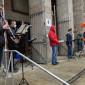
{"left": 14, "top": 25, "right": 16, "bottom": 28}
{"left": 54, "top": 29, "right": 56, "bottom": 33}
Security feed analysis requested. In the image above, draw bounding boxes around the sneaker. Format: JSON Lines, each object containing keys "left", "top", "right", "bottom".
{"left": 52, "top": 63, "right": 57, "bottom": 65}
{"left": 52, "top": 62, "right": 59, "bottom": 65}
{"left": 14, "top": 66, "right": 19, "bottom": 70}
{"left": 68, "top": 57, "right": 72, "bottom": 59}
{"left": 55, "top": 62, "right": 59, "bottom": 64}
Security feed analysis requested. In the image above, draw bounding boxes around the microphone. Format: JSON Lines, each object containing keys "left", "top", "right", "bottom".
{"left": 28, "top": 25, "right": 32, "bottom": 27}
{"left": 1, "top": 14, "right": 16, "bottom": 39}
{"left": 28, "top": 38, "right": 36, "bottom": 42}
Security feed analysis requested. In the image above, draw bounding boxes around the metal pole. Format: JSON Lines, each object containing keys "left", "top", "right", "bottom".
{"left": 1, "top": 1, "right": 8, "bottom": 85}
{"left": 4, "top": 54, "right": 12, "bottom": 85}
{"left": 16, "top": 50, "right": 70, "bottom": 85}
{"left": 53, "top": 5, "right": 56, "bottom": 27}
{"left": 11, "top": 52, "right": 14, "bottom": 85}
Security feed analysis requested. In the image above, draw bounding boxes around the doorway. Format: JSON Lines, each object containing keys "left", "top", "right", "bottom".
{"left": 51, "top": 0, "right": 58, "bottom": 33}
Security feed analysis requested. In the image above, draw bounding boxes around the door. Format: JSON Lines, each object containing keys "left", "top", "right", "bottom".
{"left": 30, "top": 6, "right": 47, "bottom": 63}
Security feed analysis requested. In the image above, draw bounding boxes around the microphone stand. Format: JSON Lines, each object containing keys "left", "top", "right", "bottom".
{"left": 25, "top": 38, "right": 36, "bottom": 69}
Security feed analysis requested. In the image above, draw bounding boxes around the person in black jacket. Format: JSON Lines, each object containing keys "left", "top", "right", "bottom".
{"left": 66, "top": 29, "right": 72, "bottom": 59}
{"left": 0, "top": 4, "right": 9, "bottom": 70}
{"left": 7, "top": 21, "right": 19, "bottom": 72}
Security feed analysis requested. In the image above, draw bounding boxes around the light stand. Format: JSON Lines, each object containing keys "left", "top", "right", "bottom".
{"left": 19, "top": 57, "right": 29, "bottom": 85}
{"left": 25, "top": 38, "right": 36, "bottom": 69}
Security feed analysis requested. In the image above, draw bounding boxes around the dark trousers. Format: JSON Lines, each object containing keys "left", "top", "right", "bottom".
{"left": 0, "top": 47, "right": 3, "bottom": 68}
{"left": 78, "top": 42, "right": 83, "bottom": 51}
{"left": 67, "top": 46, "right": 72, "bottom": 58}
{"left": 9, "top": 52, "right": 16, "bottom": 71}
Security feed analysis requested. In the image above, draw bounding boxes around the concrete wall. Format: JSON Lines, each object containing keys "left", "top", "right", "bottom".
{"left": 44, "top": 0, "right": 52, "bottom": 63}
{"left": 73, "top": 0, "right": 84, "bottom": 33}
{"left": 0, "top": 0, "right": 29, "bottom": 22}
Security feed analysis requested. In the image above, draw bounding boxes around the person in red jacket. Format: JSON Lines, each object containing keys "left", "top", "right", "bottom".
{"left": 48, "top": 25, "right": 59, "bottom": 65}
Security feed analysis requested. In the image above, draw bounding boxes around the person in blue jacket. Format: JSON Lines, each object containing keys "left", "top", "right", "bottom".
{"left": 66, "top": 29, "right": 72, "bottom": 59}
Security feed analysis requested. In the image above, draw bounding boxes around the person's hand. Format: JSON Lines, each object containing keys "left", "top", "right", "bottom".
{"left": 69, "top": 44, "right": 71, "bottom": 46}
{"left": 3, "top": 24, "right": 10, "bottom": 30}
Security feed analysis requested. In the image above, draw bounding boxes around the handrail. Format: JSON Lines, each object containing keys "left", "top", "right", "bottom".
{"left": 4, "top": 50, "right": 70, "bottom": 85}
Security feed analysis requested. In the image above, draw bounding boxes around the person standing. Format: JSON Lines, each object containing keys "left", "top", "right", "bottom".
{"left": 76, "top": 33, "right": 83, "bottom": 51}
{"left": 48, "top": 25, "right": 59, "bottom": 65}
{"left": 0, "top": 4, "right": 9, "bottom": 70}
{"left": 7, "top": 21, "right": 19, "bottom": 72}
{"left": 83, "top": 32, "right": 85, "bottom": 45}
{"left": 66, "top": 29, "right": 72, "bottom": 59}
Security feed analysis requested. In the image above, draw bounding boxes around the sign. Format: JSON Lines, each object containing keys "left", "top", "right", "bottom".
{"left": 46, "top": 19, "right": 51, "bottom": 27}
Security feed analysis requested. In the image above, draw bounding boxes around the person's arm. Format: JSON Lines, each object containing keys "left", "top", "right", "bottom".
{"left": 6, "top": 29, "right": 13, "bottom": 36}
{"left": 49, "top": 34, "right": 59, "bottom": 44}
{"left": 76, "top": 35, "right": 79, "bottom": 40}
{"left": 0, "top": 23, "right": 4, "bottom": 32}
{"left": 0, "top": 24, "right": 9, "bottom": 33}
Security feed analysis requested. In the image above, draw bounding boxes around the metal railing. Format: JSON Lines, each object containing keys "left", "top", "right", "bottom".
{"left": 4, "top": 50, "right": 70, "bottom": 85}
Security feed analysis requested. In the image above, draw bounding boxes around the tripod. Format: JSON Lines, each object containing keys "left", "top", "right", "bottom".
{"left": 19, "top": 57, "right": 29, "bottom": 85}
{"left": 25, "top": 38, "right": 36, "bottom": 69}
{"left": 25, "top": 42, "right": 33, "bottom": 69}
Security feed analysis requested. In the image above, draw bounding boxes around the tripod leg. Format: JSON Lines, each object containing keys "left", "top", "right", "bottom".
{"left": 19, "top": 78, "right": 29, "bottom": 85}
{"left": 19, "top": 58, "right": 29, "bottom": 85}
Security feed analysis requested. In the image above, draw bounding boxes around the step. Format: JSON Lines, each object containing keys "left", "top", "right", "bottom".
{"left": 67, "top": 69, "right": 85, "bottom": 84}
{"left": 71, "top": 73, "right": 85, "bottom": 85}
{"left": 0, "top": 57, "right": 85, "bottom": 85}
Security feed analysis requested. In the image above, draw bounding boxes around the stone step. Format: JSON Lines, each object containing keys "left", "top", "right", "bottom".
{"left": 67, "top": 69, "right": 85, "bottom": 84}
{"left": 0, "top": 57, "right": 85, "bottom": 85}
{"left": 71, "top": 74, "right": 85, "bottom": 85}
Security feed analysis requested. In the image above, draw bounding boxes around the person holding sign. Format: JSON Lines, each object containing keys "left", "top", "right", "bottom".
{"left": 48, "top": 25, "right": 59, "bottom": 65}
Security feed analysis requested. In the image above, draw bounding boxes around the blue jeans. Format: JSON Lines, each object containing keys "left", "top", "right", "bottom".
{"left": 0, "top": 47, "right": 3, "bottom": 68}
{"left": 68, "top": 46, "right": 72, "bottom": 58}
{"left": 52, "top": 45, "right": 57, "bottom": 64}
{"left": 78, "top": 42, "right": 83, "bottom": 51}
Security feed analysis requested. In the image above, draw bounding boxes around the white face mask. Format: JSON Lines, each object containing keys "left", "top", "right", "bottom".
{"left": 14, "top": 25, "right": 16, "bottom": 28}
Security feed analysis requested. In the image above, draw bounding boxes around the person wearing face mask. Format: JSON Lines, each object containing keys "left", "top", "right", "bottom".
{"left": 48, "top": 25, "right": 59, "bottom": 65}
{"left": 66, "top": 28, "right": 72, "bottom": 59}
{"left": 7, "top": 20, "right": 19, "bottom": 73}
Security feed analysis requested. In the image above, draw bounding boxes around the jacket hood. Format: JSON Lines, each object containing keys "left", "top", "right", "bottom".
{"left": 50, "top": 25, "right": 56, "bottom": 32}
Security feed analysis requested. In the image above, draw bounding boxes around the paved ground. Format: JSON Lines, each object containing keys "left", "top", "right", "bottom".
{"left": 0, "top": 56, "right": 85, "bottom": 85}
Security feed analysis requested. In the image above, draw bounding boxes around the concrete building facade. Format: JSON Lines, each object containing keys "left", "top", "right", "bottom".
{"left": 0, "top": 0, "right": 85, "bottom": 63}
